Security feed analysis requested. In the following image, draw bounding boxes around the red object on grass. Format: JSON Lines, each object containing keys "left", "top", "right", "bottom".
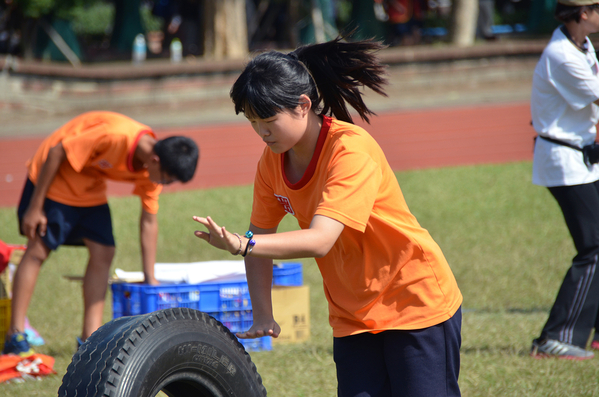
{"left": 0, "top": 240, "right": 26, "bottom": 274}
{"left": 0, "top": 353, "right": 56, "bottom": 383}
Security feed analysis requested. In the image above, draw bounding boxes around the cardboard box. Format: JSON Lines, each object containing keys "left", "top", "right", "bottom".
{"left": 271, "top": 285, "right": 310, "bottom": 345}
{"left": 1, "top": 249, "right": 24, "bottom": 299}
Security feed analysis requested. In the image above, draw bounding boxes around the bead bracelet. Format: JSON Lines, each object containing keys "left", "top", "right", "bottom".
{"left": 233, "top": 233, "right": 243, "bottom": 256}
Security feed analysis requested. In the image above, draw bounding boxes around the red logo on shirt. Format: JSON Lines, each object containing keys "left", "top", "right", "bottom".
{"left": 95, "top": 159, "right": 113, "bottom": 169}
{"left": 275, "top": 194, "right": 294, "bottom": 215}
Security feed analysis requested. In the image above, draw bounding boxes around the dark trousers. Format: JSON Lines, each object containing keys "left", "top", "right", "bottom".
{"left": 541, "top": 182, "right": 599, "bottom": 347}
{"left": 333, "top": 308, "right": 462, "bottom": 397}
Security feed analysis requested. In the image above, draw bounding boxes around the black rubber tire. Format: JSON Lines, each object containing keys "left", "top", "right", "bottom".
{"left": 58, "top": 308, "right": 267, "bottom": 397}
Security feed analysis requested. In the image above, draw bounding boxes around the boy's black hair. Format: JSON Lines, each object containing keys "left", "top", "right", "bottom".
{"left": 153, "top": 136, "right": 199, "bottom": 182}
{"left": 555, "top": 3, "right": 587, "bottom": 22}
{"left": 230, "top": 36, "right": 388, "bottom": 124}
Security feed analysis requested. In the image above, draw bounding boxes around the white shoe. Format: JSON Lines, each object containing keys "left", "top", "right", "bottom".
{"left": 531, "top": 338, "right": 594, "bottom": 360}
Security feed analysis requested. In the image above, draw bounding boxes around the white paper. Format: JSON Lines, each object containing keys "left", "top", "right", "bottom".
{"left": 114, "top": 260, "right": 247, "bottom": 284}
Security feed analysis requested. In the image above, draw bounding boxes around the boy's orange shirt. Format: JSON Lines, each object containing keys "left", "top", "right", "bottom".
{"left": 27, "top": 111, "right": 162, "bottom": 214}
{"left": 251, "top": 116, "right": 462, "bottom": 337}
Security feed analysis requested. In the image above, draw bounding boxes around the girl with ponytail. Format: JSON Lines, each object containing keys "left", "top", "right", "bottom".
{"left": 193, "top": 37, "right": 462, "bottom": 397}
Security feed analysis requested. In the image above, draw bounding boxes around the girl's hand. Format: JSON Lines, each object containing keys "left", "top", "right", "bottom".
{"left": 193, "top": 216, "right": 243, "bottom": 255}
{"left": 236, "top": 320, "right": 281, "bottom": 340}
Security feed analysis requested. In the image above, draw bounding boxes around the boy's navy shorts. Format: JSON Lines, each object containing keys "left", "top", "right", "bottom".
{"left": 334, "top": 307, "right": 462, "bottom": 397}
{"left": 17, "top": 179, "right": 115, "bottom": 250}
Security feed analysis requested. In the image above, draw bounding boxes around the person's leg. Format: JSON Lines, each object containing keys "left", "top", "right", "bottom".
{"left": 385, "top": 308, "right": 462, "bottom": 397}
{"left": 5, "top": 179, "right": 58, "bottom": 354}
{"left": 393, "top": 23, "right": 410, "bottom": 46}
{"left": 10, "top": 178, "right": 55, "bottom": 337}
{"left": 81, "top": 238, "right": 115, "bottom": 341}
{"left": 9, "top": 235, "right": 50, "bottom": 336}
{"left": 541, "top": 183, "right": 599, "bottom": 348}
{"left": 477, "top": 0, "right": 495, "bottom": 39}
{"left": 334, "top": 332, "right": 391, "bottom": 397}
{"left": 593, "top": 308, "right": 599, "bottom": 348}
{"left": 333, "top": 308, "right": 462, "bottom": 397}
{"left": 78, "top": 204, "right": 115, "bottom": 341}
{"left": 591, "top": 183, "right": 599, "bottom": 350}
{"left": 594, "top": 268, "right": 599, "bottom": 348}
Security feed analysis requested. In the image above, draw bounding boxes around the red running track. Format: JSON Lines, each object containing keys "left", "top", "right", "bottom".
{"left": 0, "top": 102, "right": 535, "bottom": 208}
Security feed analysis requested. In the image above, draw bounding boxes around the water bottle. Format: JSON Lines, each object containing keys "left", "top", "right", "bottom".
{"left": 170, "top": 38, "right": 182, "bottom": 63}
{"left": 132, "top": 34, "right": 146, "bottom": 65}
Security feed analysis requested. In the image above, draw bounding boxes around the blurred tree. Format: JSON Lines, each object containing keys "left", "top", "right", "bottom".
{"left": 527, "top": 0, "right": 558, "bottom": 34}
{"left": 109, "top": 0, "right": 144, "bottom": 54}
{"left": 301, "top": 0, "right": 337, "bottom": 44}
{"left": 15, "top": 0, "right": 85, "bottom": 61}
{"left": 12, "top": 0, "right": 152, "bottom": 62}
{"left": 203, "top": 0, "right": 247, "bottom": 59}
{"left": 346, "top": 0, "right": 386, "bottom": 42}
{"left": 449, "top": 0, "right": 478, "bottom": 46}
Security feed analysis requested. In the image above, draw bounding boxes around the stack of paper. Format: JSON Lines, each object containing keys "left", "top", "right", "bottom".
{"left": 113, "top": 260, "right": 247, "bottom": 284}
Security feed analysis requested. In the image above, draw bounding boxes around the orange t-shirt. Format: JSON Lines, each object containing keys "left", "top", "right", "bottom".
{"left": 27, "top": 111, "right": 162, "bottom": 214}
{"left": 251, "top": 116, "right": 462, "bottom": 337}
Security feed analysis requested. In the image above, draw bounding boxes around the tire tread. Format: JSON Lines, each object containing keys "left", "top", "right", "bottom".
{"left": 58, "top": 308, "right": 267, "bottom": 397}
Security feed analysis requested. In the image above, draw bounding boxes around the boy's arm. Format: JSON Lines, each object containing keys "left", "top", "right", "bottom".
{"left": 22, "top": 143, "right": 67, "bottom": 240}
{"left": 236, "top": 223, "right": 281, "bottom": 339}
{"left": 140, "top": 209, "right": 159, "bottom": 285}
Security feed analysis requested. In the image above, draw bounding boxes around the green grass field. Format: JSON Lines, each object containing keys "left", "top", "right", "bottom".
{"left": 1, "top": 161, "right": 598, "bottom": 396}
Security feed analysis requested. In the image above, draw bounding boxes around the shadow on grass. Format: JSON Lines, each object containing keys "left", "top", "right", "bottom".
{"left": 460, "top": 345, "right": 532, "bottom": 356}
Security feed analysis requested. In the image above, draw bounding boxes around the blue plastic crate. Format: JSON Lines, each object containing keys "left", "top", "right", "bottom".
{"left": 239, "top": 336, "right": 272, "bottom": 352}
{"left": 209, "top": 310, "right": 253, "bottom": 333}
{"left": 111, "top": 280, "right": 251, "bottom": 318}
{"left": 110, "top": 262, "right": 302, "bottom": 353}
{"left": 111, "top": 282, "right": 271, "bottom": 351}
{"left": 208, "top": 310, "right": 272, "bottom": 352}
{"left": 272, "top": 262, "right": 302, "bottom": 286}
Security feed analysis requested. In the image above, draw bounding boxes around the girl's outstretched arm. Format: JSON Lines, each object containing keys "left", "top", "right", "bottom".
{"left": 192, "top": 215, "right": 345, "bottom": 339}
{"left": 193, "top": 214, "right": 344, "bottom": 259}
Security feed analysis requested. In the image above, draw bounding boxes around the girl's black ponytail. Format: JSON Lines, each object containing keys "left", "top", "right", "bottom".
{"left": 230, "top": 36, "right": 388, "bottom": 124}
{"left": 292, "top": 38, "right": 388, "bottom": 124}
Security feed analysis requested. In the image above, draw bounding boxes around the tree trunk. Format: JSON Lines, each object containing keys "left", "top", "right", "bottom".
{"left": 449, "top": 0, "right": 478, "bottom": 47}
{"left": 21, "top": 18, "right": 38, "bottom": 61}
{"left": 311, "top": 0, "right": 326, "bottom": 43}
{"left": 203, "top": 0, "right": 248, "bottom": 60}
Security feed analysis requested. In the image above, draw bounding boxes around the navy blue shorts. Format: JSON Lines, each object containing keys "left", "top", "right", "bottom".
{"left": 334, "top": 307, "right": 462, "bottom": 397}
{"left": 17, "top": 179, "right": 115, "bottom": 250}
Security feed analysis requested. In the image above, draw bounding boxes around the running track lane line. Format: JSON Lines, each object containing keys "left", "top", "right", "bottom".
{"left": 0, "top": 102, "right": 535, "bottom": 208}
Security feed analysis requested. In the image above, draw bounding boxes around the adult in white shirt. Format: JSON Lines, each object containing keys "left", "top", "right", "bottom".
{"left": 530, "top": 0, "right": 599, "bottom": 360}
